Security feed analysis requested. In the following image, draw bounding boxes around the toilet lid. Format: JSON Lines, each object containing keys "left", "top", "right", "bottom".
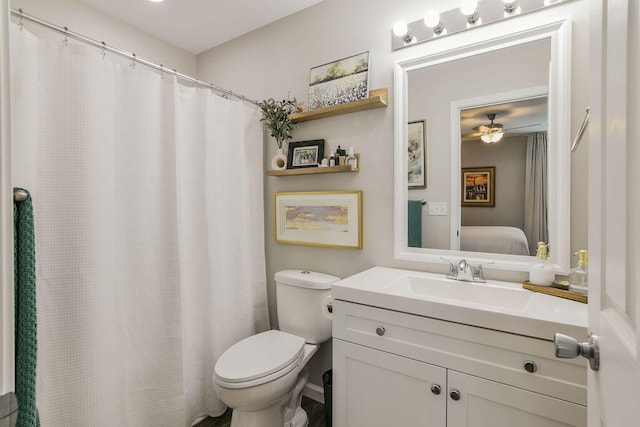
{"left": 215, "top": 330, "right": 305, "bottom": 384}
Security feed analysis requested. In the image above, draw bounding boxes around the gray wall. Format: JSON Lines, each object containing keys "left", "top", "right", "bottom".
{"left": 196, "top": 0, "right": 590, "bottom": 389}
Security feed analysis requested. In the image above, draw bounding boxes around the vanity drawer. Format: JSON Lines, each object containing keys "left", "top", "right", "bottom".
{"left": 333, "top": 300, "right": 587, "bottom": 405}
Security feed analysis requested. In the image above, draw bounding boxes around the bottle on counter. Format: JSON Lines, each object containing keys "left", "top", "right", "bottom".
{"left": 569, "top": 250, "right": 588, "bottom": 295}
{"left": 529, "top": 241, "right": 555, "bottom": 286}
{"left": 329, "top": 151, "right": 336, "bottom": 167}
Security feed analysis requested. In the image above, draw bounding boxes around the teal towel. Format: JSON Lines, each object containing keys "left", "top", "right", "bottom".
{"left": 14, "top": 188, "right": 40, "bottom": 427}
{"left": 408, "top": 200, "right": 422, "bottom": 248}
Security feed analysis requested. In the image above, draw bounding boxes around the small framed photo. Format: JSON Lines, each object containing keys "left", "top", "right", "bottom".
{"left": 308, "top": 51, "right": 370, "bottom": 110}
{"left": 287, "top": 139, "right": 325, "bottom": 169}
{"left": 408, "top": 120, "right": 426, "bottom": 189}
{"left": 462, "top": 167, "right": 495, "bottom": 207}
{"left": 274, "top": 191, "right": 363, "bottom": 249}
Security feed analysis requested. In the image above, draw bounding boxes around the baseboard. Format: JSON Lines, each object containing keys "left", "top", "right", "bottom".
{"left": 303, "top": 382, "right": 325, "bottom": 404}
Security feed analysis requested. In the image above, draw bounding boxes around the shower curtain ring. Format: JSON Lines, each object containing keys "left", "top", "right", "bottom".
{"left": 18, "top": 8, "right": 24, "bottom": 31}
{"left": 130, "top": 53, "right": 136, "bottom": 69}
{"left": 159, "top": 64, "right": 164, "bottom": 78}
{"left": 63, "top": 27, "right": 69, "bottom": 46}
{"left": 101, "top": 41, "right": 106, "bottom": 59}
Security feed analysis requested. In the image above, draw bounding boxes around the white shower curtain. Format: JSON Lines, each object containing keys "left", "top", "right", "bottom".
{"left": 10, "top": 25, "right": 270, "bottom": 426}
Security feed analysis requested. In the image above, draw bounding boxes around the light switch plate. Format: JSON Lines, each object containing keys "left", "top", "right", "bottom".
{"left": 428, "top": 202, "right": 448, "bottom": 216}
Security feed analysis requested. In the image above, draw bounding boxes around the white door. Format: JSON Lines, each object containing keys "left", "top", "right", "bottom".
{"left": 587, "top": 0, "right": 640, "bottom": 425}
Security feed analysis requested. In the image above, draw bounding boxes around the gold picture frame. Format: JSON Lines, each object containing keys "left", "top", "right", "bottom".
{"left": 462, "top": 167, "right": 495, "bottom": 207}
{"left": 274, "top": 191, "right": 363, "bottom": 248}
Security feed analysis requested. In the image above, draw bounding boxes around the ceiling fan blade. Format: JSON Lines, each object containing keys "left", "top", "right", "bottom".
{"left": 462, "top": 132, "right": 482, "bottom": 138}
{"left": 504, "top": 123, "right": 542, "bottom": 131}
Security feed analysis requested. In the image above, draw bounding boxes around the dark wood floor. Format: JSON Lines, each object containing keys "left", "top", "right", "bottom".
{"left": 195, "top": 396, "right": 326, "bottom": 427}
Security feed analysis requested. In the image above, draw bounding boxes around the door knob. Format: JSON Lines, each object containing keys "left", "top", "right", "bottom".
{"left": 449, "top": 389, "right": 461, "bottom": 401}
{"left": 375, "top": 326, "right": 386, "bottom": 336}
{"left": 553, "top": 332, "right": 600, "bottom": 371}
{"left": 430, "top": 384, "right": 441, "bottom": 395}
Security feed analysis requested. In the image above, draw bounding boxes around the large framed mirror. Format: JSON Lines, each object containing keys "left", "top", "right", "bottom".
{"left": 394, "top": 16, "right": 571, "bottom": 273}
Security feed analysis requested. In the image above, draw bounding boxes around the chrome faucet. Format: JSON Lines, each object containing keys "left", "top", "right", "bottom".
{"left": 442, "top": 258, "right": 489, "bottom": 283}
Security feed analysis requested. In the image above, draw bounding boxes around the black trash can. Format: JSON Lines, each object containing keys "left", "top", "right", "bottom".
{"left": 322, "top": 369, "right": 332, "bottom": 427}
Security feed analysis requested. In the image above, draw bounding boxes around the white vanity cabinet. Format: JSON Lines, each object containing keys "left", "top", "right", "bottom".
{"left": 332, "top": 300, "right": 587, "bottom": 427}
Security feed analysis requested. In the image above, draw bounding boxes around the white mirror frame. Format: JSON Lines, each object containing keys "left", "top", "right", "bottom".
{"left": 394, "top": 15, "right": 571, "bottom": 273}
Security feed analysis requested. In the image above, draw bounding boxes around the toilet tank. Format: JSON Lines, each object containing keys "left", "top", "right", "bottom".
{"left": 275, "top": 270, "right": 340, "bottom": 344}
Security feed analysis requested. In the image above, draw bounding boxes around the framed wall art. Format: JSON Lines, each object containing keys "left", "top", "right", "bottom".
{"left": 408, "top": 120, "right": 426, "bottom": 188}
{"left": 462, "top": 167, "right": 495, "bottom": 207}
{"left": 307, "top": 51, "right": 370, "bottom": 110}
{"left": 274, "top": 191, "right": 363, "bottom": 249}
{"left": 287, "top": 139, "right": 325, "bottom": 169}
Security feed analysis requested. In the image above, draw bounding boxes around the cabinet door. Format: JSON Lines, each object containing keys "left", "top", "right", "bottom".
{"left": 447, "top": 371, "right": 586, "bottom": 427}
{"left": 333, "top": 339, "right": 446, "bottom": 427}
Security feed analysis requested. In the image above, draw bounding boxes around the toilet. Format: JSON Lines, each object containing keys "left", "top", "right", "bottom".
{"left": 213, "top": 270, "right": 339, "bottom": 427}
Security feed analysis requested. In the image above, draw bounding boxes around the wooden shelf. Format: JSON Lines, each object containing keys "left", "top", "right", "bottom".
{"left": 289, "top": 88, "right": 388, "bottom": 123}
{"left": 267, "top": 154, "right": 359, "bottom": 176}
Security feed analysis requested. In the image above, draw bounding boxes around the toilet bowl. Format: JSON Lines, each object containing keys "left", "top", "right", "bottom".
{"left": 213, "top": 270, "right": 339, "bottom": 427}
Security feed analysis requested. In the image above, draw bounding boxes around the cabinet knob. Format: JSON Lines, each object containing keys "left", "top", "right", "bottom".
{"left": 449, "top": 389, "right": 461, "bottom": 401}
{"left": 430, "top": 384, "right": 441, "bottom": 395}
{"left": 523, "top": 360, "right": 537, "bottom": 373}
{"left": 375, "top": 326, "right": 386, "bottom": 336}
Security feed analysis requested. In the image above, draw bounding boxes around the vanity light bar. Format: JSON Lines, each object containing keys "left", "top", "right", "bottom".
{"left": 391, "top": 0, "right": 573, "bottom": 51}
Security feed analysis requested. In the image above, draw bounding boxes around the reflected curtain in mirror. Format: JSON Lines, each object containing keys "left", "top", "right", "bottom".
{"left": 524, "top": 132, "right": 548, "bottom": 254}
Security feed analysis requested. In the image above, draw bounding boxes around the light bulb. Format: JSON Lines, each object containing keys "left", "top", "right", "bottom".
{"left": 503, "top": 0, "right": 520, "bottom": 14}
{"left": 392, "top": 21, "right": 409, "bottom": 38}
{"left": 424, "top": 11, "right": 446, "bottom": 36}
{"left": 423, "top": 11, "right": 440, "bottom": 28}
{"left": 460, "top": 0, "right": 478, "bottom": 16}
{"left": 481, "top": 131, "right": 504, "bottom": 143}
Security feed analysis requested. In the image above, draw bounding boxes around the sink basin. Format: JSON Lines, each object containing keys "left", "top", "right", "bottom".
{"left": 384, "top": 275, "right": 534, "bottom": 311}
{"left": 331, "top": 266, "right": 588, "bottom": 340}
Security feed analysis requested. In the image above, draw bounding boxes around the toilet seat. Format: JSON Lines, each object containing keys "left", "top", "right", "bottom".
{"left": 214, "top": 330, "right": 305, "bottom": 389}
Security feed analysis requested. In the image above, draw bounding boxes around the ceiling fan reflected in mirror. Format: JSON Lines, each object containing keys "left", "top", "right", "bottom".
{"left": 462, "top": 113, "right": 540, "bottom": 143}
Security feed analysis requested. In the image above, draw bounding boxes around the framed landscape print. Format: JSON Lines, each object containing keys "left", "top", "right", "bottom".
{"left": 274, "top": 191, "right": 363, "bottom": 249}
{"left": 307, "top": 51, "right": 370, "bottom": 110}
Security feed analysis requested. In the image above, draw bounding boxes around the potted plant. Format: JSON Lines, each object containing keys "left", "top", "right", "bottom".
{"left": 257, "top": 98, "right": 297, "bottom": 170}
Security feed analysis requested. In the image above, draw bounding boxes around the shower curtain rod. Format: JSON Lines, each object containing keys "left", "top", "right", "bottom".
{"left": 10, "top": 8, "right": 259, "bottom": 106}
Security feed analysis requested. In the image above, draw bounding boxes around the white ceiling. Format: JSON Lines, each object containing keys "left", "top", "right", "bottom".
{"left": 79, "top": 0, "right": 324, "bottom": 54}
{"left": 461, "top": 97, "right": 548, "bottom": 142}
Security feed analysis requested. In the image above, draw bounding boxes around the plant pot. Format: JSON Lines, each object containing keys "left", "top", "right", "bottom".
{"left": 271, "top": 147, "right": 287, "bottom": 170}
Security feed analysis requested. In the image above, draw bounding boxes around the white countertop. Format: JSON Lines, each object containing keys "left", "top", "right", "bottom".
{"left": 332, "top": 266, "right": 588, "bottom": 341}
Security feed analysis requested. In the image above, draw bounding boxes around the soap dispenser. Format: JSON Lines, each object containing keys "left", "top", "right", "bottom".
{"left": 569, "top": 250, "right": 588, "bottom": 295}
{"left": 529, "top": 241, "right": 555, "bottom": 286}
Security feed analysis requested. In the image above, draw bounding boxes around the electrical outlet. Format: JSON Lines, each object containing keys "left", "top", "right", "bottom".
{"left": 428, "top": 202, "right": 448, "bottom": 216}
